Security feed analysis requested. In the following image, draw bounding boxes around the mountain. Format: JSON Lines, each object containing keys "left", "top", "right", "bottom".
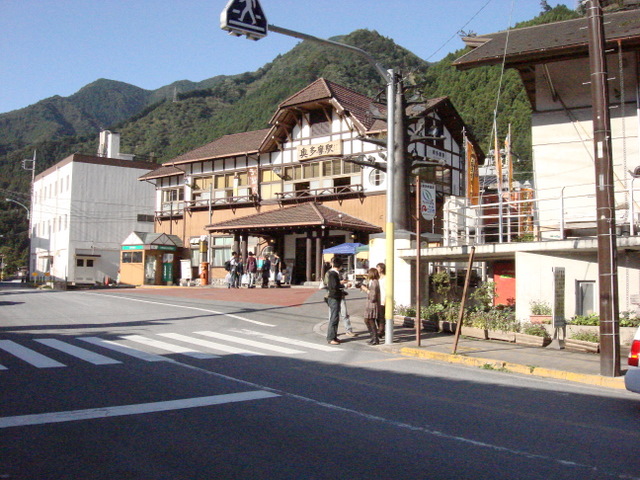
{"left": 0, "top": 5, "right": 580, "bottom": 273}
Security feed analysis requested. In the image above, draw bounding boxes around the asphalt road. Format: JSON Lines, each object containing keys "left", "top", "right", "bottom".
{"left": 1, "top": 284, "right": 639, "bottom": 479}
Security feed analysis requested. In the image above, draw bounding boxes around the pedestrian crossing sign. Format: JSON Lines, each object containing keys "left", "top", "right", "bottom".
{"left": 220, "top": 0, "right": 268, "bottom": 40}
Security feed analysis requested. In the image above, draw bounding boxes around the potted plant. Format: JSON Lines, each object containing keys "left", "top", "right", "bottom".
{"left": 529, "top": 300, "right": 552, "bottom": 324}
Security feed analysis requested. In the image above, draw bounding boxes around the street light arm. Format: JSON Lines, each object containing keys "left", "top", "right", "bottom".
{"left": 5, "top": 198, "right": 30, "bottom": 220}
{"left": 267, "top": 24, "right": 391, "bottom": 83}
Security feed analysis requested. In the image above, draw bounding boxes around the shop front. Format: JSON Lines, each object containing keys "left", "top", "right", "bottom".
{"left": 119, "top": 232, "right": 185, "bottom": 286}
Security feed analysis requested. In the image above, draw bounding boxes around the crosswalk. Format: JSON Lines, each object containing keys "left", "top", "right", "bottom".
{"left": 0, "top": 329, "right": 339, "bottom": 371}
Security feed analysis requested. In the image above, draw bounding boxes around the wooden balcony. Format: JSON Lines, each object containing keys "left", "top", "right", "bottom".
{"left": 275, "top": 184, "right": 364, "bottom": 204}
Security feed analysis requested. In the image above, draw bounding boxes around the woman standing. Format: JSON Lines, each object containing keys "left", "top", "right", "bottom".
{"left": 362, "top": 267, "right": 382, "bottom": 345}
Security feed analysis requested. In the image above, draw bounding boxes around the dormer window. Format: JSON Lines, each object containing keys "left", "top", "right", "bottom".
{"left": 310, "top": 110, "right": 331, "bottom": 137}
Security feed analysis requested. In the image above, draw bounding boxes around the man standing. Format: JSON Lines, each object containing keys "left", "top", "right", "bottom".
{"left": 325, "top": 256, "right": 346, "bottom": 345}
{"left": 246, "top": 251, "right": 257, "bottom": 288}
{"left": 229, "top": 252, "right": 241, "bottom": 289}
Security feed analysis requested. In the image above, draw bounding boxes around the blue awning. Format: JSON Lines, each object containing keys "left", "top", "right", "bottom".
{"left": 322, "top": 243, "right": 364, "bottom": 255}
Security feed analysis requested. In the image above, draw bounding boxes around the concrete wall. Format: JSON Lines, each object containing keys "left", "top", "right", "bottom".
{"left": 515, "top": 250, "right": 640, "bottom": 322}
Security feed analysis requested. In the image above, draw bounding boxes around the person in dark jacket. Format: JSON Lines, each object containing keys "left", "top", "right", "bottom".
{"left": 325, "top": 256, "right": 346, "bottom": 345}
{"left": 260, "top": 254, "right": 271, "bottom": 288}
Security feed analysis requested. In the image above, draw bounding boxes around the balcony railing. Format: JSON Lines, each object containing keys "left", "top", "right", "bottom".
{"left": 275, "top": 184, "right": 363, "bottom": 203}
{"left": 186, "top": 194, "right": 259, "bottom": 211}
{"left": 443, "top": 183, "right": 640, "bottom": 246}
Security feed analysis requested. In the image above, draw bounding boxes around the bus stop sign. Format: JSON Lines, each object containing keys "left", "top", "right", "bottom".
{"left": 220, "top": 0, "right": 268, "bottom": 40}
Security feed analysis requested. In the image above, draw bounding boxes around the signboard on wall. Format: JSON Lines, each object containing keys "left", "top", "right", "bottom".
{"left": 297, "top": 140, "right": 341, "bottom": 161}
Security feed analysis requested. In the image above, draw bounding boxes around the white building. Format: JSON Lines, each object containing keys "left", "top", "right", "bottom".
{"left": 423, "top": 9, "right": 640, "bottom": 322}
{"left": 30, "top": 131, "right": 158, "bottom": 285}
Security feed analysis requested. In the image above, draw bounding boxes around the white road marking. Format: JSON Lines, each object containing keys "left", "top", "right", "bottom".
{"left": 35, "top": 339, "right": 121, "bottom": 365}
{"left": 158, "top": 333, "right": 262, "bottom": 356}
{"left": 121, "top": 335, "right": 220, "bottom": 359}
{"left": 78, "top": 337, "right": 169, "bottom": 362}
{"left": 0, "top": 340, "right": 65, "bottom": 368}
{"left": 236, "top": 329, "right": 341, "bottom": 351}
{"left": 86, "top": 292, "right": 275, "bottom": 326}
{"left": 0, "top": 391, "right": 280, "bottom": 429}
{"left": 195, "top": 331, "right": 304, "bottom": 354}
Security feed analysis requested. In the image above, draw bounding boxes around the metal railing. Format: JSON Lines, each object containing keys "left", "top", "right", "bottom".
{"left": 275, "top": 184, "right": 363, "bottom": 202}
{"left": 443, "top": 184, "right": 639, "bottom": 246}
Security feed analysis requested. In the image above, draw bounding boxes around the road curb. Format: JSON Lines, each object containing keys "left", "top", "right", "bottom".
{"left": 398, "top": 347, "right": 626, "bottom": 390}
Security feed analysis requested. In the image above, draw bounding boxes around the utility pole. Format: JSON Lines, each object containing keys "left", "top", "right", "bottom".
{"left": 586, "top": 0, "right": 620, "bottom": 376}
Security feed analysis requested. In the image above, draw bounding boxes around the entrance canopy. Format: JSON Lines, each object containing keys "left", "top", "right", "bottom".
{"left": 205, "top": 203, "right": 382, "bottom": 236}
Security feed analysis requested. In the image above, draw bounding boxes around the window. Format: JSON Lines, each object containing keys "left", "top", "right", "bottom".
{"left": 576, "top": 281, "right": 595, "bottom": 316}
{"left": 369, "top": 169, "right": 385, "bottom": 186}
{"left": 87, "top": 259, "right": 94, "bottom": 267}
{"left": 260, "top": 169, "right": 281, "bottom": 200}
{"left": 122, "top": 251, "right": 143, "bottom": 263}
{"left": 211, "top": 236, "right": 233, "bottom": 267}
{"left": 77, "top": 259, "right": 84, "bottom": 267}
{"left": 137, "top": 214, "right": 155, "bottom": 223}
{"left": 162, "top": 188, "right": 184, "bottom": 203}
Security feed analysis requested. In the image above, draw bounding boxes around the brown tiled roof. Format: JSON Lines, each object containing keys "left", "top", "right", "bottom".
{"left": 274, "top": 78, "right": 386, "bottom": 131}
{"left": 138, "top": 164, "right": 185, "bottom": 181}
{"left": 139, "top": 128, "right": 270, "bottom": 181}
{"left": 453, "top": 9, "right": 640, "bottom": 69}
{"left": 171, "top": 128, "right": 270, "bottom": 164}
{"left": 206, "top": 202, "right": 382, "bottom": 234}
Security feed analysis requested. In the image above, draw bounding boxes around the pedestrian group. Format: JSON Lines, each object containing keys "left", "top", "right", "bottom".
{"left": 224, "top": 251, "right": 287, "bottom": 289}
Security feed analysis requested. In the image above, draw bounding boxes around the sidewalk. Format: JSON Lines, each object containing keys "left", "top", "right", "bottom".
{"left": 332, "top": 312, "right": 629, "bottom": 390}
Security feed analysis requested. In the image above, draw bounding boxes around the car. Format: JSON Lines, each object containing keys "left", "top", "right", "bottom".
{"left": 625, "top": 326, "right": 640, "bottom": 393}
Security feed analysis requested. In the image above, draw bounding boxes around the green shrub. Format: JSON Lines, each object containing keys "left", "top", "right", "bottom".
{"left": 570, "top": 331, "right": 599, "bottom": 343}
{"left": 422, "top": 303, "right": 445, "bottom": 320}
{"left": 619, "top": 311, "right": 640, "bottom": 328}
{"left": 570, "top": 313, "right": 599, "bottom": 326}
{"left": 469, "top": 281, "right": 496, "bottom": 312}
{"left": 529, "top": 300, "right": 552, "bottom": 315}
{"left": 520, "top": 322, "right": 550, "bottom": 338}
{"left": 394, "top": 304, "right": 416, "bottom": 317}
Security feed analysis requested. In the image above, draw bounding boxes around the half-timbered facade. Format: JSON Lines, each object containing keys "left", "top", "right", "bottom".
{"left": 140, "top": 78, "right": 479, "bottom": 293}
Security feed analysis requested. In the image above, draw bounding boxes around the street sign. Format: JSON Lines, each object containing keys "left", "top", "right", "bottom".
{"left": 220, "top": 0, "right": 268, "bottom": 40}
{"left": 420, "top": 181, "right": 436, "bottom": 221}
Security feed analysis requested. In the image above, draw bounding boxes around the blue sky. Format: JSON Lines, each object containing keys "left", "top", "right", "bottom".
{"left": 0, "top": 0, "right": 573, "bottom": 114}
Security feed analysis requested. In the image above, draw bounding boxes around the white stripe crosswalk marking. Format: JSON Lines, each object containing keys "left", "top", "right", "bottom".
{"left": 120, "top": 335, "right": 220, "bottom": 359}
{"left": 0, "top": 340, "right": 66, "bottom": 368}
{"left": 236, "top": 329, "right": 341, "bottom": 351}
{"left": 35, "top": 339, "right": 121, "bottom": 365}
{"left": 157, "top": 333, "right": 262, "bottom": 356}
{"left": 195, "top": 331, "right": 305, "bottom": 354}
{"left": 78, "top": 337, "right": 170, "bottom": 363}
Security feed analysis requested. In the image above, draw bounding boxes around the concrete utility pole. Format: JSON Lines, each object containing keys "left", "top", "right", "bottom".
{"left": 586, "top": 0, "right": 620, "bottom": 376}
